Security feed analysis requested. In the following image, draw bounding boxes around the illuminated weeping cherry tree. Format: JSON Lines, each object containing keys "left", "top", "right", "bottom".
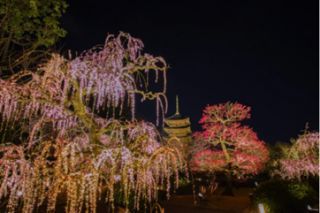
{"left": 0, "top": 32, "right": 186, "bottom": 213}
{"left": 273, "top": 131, "right": 319, "bottom": 181}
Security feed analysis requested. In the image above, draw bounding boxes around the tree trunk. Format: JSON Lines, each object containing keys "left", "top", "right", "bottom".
{"left": 222, "top": 170, "right": 234, "bottom": 196}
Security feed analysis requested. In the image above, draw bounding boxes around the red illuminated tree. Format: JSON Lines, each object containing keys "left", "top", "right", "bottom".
{"left": 190, "top": 103, "right": 269, "bottom": 194}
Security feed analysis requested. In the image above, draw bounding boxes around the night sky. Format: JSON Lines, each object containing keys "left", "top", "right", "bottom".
{"left": 60, "top": 0, "right": 319, "bottom": 144}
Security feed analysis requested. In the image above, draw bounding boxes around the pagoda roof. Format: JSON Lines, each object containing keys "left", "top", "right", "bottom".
{"left": 164, "top": 117, "right": 190, "bottom": 127}
{"left": 164, "top": 123, "right": 191, "bottom": 129}
{"left": 163, "top": 126, "right": 191, "bottom": 133}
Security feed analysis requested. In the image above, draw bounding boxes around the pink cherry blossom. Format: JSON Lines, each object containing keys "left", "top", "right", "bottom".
{"left": 275, "top": 132, "right": 319, "bottom": 180}
{"left": 0, "top": 32, "right": 186, "bottom": 213}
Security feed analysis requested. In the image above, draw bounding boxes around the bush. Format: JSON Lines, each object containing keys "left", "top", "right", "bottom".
{"left": 253, "top": 179, "right": 318, "bottom": 213}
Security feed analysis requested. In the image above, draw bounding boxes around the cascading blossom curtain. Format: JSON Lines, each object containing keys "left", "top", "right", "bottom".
{"left": 0, "top": 32, "right": 186, "bottom": 213}
{"left": 273, "top": 132, "right": 319, "bottom": 181}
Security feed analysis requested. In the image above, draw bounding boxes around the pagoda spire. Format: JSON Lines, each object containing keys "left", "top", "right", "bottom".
{"left": 175, "top": 95, "right": 180, "bottom": 115}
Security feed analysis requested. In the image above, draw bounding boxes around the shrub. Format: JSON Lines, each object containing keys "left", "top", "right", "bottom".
{"left": 253, "top": 179, "right": 317, "bottom": 213}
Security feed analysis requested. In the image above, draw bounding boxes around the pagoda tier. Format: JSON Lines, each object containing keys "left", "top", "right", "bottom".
{"left": 163, "top": 96, "right": 192, "bottom": 144}
{"left": 164, "top": 117, "right": 190, "bottom": 127}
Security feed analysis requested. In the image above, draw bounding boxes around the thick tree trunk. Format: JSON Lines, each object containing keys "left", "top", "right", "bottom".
{"left": 222, "top": 171, "right": 234, "bottom": 196}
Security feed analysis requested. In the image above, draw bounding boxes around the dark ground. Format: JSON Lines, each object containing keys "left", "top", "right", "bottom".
{"left": 162, "top": 187, "right": 257, "bottom": 213}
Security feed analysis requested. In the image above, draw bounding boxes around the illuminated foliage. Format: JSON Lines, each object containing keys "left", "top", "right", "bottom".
{"left": 0, "top": 0, "right": 67, "bottom": 74}
{"left": 274, "top": 131, "right": 319, "bottom": 181}
{"left": 190, "top": 102, "right": 269, "bottom": 177}
{"left": 0, "top": 32, "right": 186, "bottom": 212}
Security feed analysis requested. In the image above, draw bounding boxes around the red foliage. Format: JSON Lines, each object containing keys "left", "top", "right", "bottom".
{"left": 199, "top": 103, "right": 250, "bottom": 125}
{"left": 190, "top": 150, "right": 227, "bottom": 172}
{"left": 190, "top": 102, "right": 269, "bottom": 177}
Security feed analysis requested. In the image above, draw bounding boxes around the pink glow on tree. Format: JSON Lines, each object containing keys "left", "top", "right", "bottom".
{"left": 275, "top": 132, "right": 319, "bottom": 181}
{"left": 0, "top": 32, "right": 186, "bottom": 213}
{"left": 190, "top": 102, "right": 269, "bottom": 177}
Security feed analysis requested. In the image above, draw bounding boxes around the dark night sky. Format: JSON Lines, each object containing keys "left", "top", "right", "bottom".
{"left": 60, "top": 0, "right": 319, "bottom": 144}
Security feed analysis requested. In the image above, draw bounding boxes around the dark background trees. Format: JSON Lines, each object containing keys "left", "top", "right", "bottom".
{"left": 0, "top": 0, "right": 67, "bottom": 75}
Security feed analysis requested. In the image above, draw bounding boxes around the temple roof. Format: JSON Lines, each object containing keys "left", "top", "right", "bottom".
{"left": 163, "top": 127, "right": 191, "bottom": 137}
{"left": 164, "top": 117, "right": 190, "bottom": 128}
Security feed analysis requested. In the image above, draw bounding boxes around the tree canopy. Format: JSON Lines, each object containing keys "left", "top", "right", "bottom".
{"left": 190, "top": 102, "right": 269, "bottom": 178}
{"left": 0, "top": 32, "right": 185, "bottom": 213}
{"left": 0, "top": 0, "right": 67, "bottom": 75}
{"left": 273, "top": 131, "right": 319, "bottom": 181}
